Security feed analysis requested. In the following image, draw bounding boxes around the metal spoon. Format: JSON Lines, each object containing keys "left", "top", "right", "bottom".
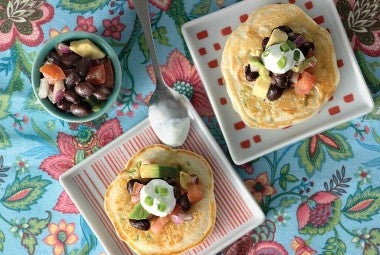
{"left": 132, "top": 0, "right": 190, "bottom": 147}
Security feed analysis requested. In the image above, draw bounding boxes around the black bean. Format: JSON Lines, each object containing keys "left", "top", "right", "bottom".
{"left": 129, "top": 219, "right": 150, "bottom": 231}
{"left": 75, "top": 57, "right": 91, "bottom": 77}
{"left": 273, "top": 73, "right": 289, "bottom": 88}
{"left": 245, "top": 65, "right": 259, "bottom": 82}
{"left": 47, "top": 51, "right": 61, "bottom": 65}
{"left": 56, "top": 99, "right": 72, "bottom": 111}
{"left": 75, "top": 82, "right": 94, "bottom": 98}
{"left": 299, "top": 42, "right": 315, "bottom": 56}
{"left": 93, "top": 87, "right": 110, "bottom": 101}
{"left": 64, "top": 89, "right": 81, "bottom": 104}
{"left": 173, "top": 186, "right": 182, "bottom": 200}
{"left": 262, "top": 37, "right": 269, "bottom": 49}
{"left": 65, "top": 71, "right": 81, "bottom": 88}
{"left": 266, "top": 85, "right": 284, "bottom": 101}
{"left": 61, "top": 53, "right": 82, "bottom": 69}
{"left": 70, "top": 102, "right": 92, "bottom": 117}
{"left": 276, "top": 25, "right": 293, "bottom": 34}
{"left": 177, "top": 192, "right": 191, "bottom": 212}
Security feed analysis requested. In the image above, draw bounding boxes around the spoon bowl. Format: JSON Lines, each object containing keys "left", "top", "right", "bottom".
{"left": 132, "top": 0, "right": 190, "bottom": 147}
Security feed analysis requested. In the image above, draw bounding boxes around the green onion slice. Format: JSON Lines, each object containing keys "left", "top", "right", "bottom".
{"left": 280, "top": 43, "right": 290, "bottom": 52}
{"left": 144, "top": 196, "right": 154, "bottom": 206}
{"left": 286, "top": 40, "right": 296, "bottom": 50}
{"left": 158, "top": 203, "right": 167, "bottom": 212}
{"left": 277, "top": 56, "right": 287, "bottom": 69}
{"left": 293, "top": 50, "right": 301, "bottom": 61}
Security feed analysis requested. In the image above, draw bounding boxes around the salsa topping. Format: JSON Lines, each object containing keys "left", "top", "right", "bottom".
{"left": 127, "top": 163, "right": 205, "bottom": 232}
{"left": 245, "top": 26, "right": 317, "bottom": 101}
{"left": 38, "top": 39, "right": 115, "bottom": 117}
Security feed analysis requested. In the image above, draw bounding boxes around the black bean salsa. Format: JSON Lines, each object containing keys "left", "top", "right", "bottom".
{"left": 245, "top": 26, "right": 316, "bottom": 101}
{"left": 38, "top": 39, "right": 115, "bottom": 117}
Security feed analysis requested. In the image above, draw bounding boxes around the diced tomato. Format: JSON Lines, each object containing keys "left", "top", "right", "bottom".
{"left": 294, "top": 71, "right": 316, "bottom": 95}
{"left": 86, "top": 64, "right": 106, "bottom": 85}
{"left": 130, "top": 182, "right": 144, "bottom": 203}
{"left": 187, "top": 182, "right": 204, "bottom": 204}
{"left": 39, "top": 63, "right": 66, "bottom": 84}
{"left": 150, "top": 215, "right": 170, "bottom": 234}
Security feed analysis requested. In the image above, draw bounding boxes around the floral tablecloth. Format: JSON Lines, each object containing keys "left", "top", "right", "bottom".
{"left": 0, "top": 0, "right": 379, "bottom": 255}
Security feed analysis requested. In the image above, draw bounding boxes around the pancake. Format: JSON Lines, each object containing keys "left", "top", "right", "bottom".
{"left": 221, "top": 4, "right": 340, "bottom": 129}
{"left": 104, "top": 144, "right": 216, "bottom": 255}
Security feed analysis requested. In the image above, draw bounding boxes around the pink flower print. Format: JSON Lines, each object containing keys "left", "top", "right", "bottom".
{"left": 147, "top": 49, "right": 214, "bottom": 117}
{"left": 75, "top": 16, "right": 97, "bottom": 33}
{"left": 102, "top": 16, "right": 125, "bottom": 40}
{"left": 127, "top": 0, "right": 172, "bottom": 11}
{"left": 296, "top": 191, "right": 342, "bottom": 235}
{"left": 0, "top": 1, "right": 54, "bottom": 51}
{"left": 247, "top": 241, "right": 288, "bottom": 255}
{"left": 40, "top": 119, "right": 123, "bottom": 214}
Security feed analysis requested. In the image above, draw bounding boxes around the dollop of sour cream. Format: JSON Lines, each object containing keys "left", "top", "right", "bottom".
{"left": 140, "top": 179, "right": 176, "bottom": 217}
{"left": 261, "top": 43, "right": 305, "bottom": 74}
{"left": 149, "top": 102, "right": 190, "bottom": 147}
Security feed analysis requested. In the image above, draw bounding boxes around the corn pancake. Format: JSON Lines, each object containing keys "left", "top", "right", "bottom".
{"left": 104, "top": 144, "right": 216, "bottom": 255}
{"left": 221, "top": 4, "right": 340, "bottom": 129}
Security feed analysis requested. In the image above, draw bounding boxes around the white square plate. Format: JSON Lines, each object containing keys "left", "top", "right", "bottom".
{"left": 59, "top": 102, "right": 265, "bottom": 255}
{"left": 182, "top": 0, "right": 374, "bottom": 165}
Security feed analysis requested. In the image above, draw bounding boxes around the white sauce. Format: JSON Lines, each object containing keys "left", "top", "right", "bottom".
{"left": 149, "top": 103, "right": 190, "bottom": 147}
{"left": 140, "top": 179, "right": 176, "bottom": 217}
{"left": 261, "top": 44, "right": 305, "bottom": 74}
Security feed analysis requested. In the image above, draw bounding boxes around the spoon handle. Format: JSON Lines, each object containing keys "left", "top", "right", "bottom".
{"left": 132, "top": 0, "right": 166, "bottom": 88}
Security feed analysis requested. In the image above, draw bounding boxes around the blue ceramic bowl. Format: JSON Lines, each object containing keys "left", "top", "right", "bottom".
{"left": 32, "top": 31, "right": 121, "bottom": 122}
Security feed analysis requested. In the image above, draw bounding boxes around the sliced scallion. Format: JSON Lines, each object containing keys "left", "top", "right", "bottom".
{"left": 293, "top": 50, "right": 301, "bottom": 61}
{"left": 144, "top": 196, "right": 154, "bottom": 206}
{"left": 280, "top": 42, "right": 290, "bottom": 52}
{"left": 277, "top": 56, "right": 287, "bottom": 69}
{"left": 286, "top": 40, "right": 296, "bottom": 50}
{"left": 262, "top": 49, "right": 270, "bottom": 57}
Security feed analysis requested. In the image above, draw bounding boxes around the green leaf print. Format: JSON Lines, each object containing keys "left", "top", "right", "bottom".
{"left": 369, "top": 228, "right": 380, "bottom": 246}
{"left": 57, "top": 0, "right": 109, "bottom": 13}
{"left": 0, "top": 175, "right": 51, "bottom": 211}
{"left": 0, "top": 125, "right": 11, "bottom": 149}
{"left": 279, "top": 197, "right": 298, "bottom": 208}
{"left": 190, "top": 0, "right": 211, "bottom": 18}
{"left": 27, "top": 212, "right": 51, "bottom": 235}
{"left": 296, "top": 137, "right": 325, "bottom": 177}
{"left": 296, "top": 132, "right": 353, "bottom": 177}
{"left": 138, "top": 33, "right": 150, "bottom": 64}
{"left": 325, "top": 133, "right": 354, "bottom": 161}
{"left": 278, "top": 163, "right": 298, "bottom": 190}
{"left": 322, "top": 236, "right": 346, "bottom": 255}
{"left": 152, "top": 26, "right": 172, "bottom": 46}
{"left": 364, "top": 244, "right": 379, "bottom": 255}
{"left": 342, "top": 186, "right": 380, "bottom": 222}
{"left": 0, "top": 92, "right": 11, "bottom": 119}
{"left": 21, "top": 232, "right": 36, "bottom": 255}
{"left": 0, "top": 229, "right": 4, "bottom": 252}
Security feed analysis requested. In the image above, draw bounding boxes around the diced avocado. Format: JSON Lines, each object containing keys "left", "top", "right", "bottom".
{"left": 266, "top": 28, "right": 288, "bottom": 48}
{"left": 252, "top": 77, "right": 271, "bottom": 99}
{"left": 139, "top": 164, "right": 179, "bottom": 178}
{"left": 248, "top": 57, "right": 271, "bottom": 100}
{"left": 179, "top": 171, "right": 191, "bottom": 189}
{"left": 129, "top": 202, "right": 150, "bottom": 220}
{"left": 69, "top": 39, "right": 106, "bottom": 60}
